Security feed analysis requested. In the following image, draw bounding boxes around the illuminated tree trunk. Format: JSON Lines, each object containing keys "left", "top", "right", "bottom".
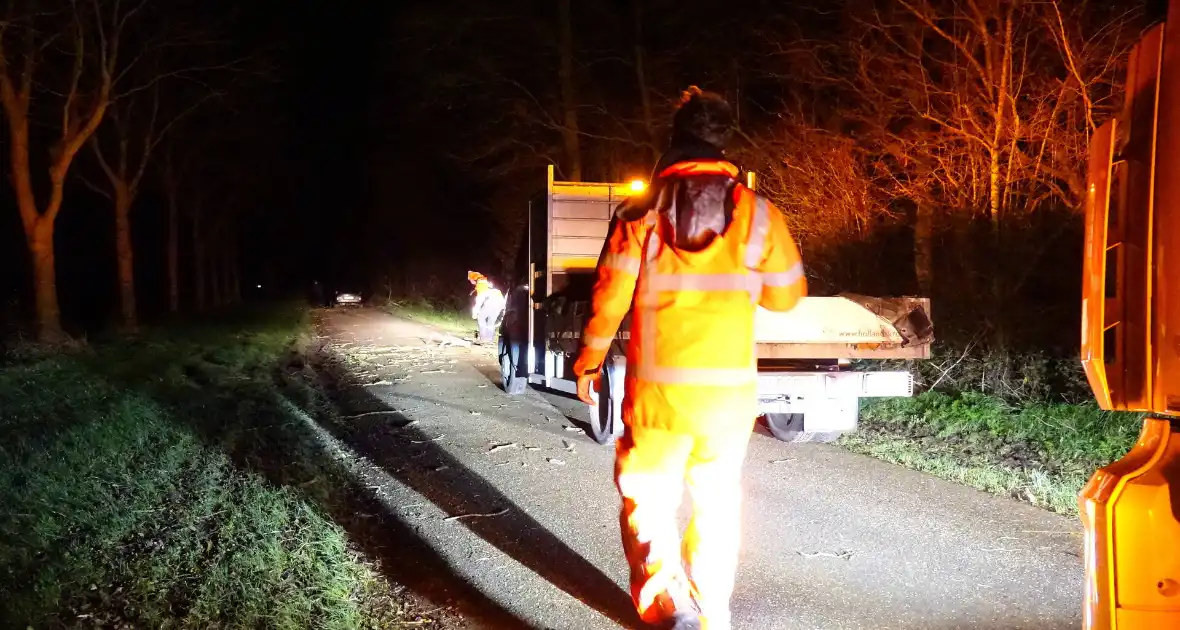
{"left": 28, "top": 216, "right": 63, "bottom": 341}
{"left": 988, "top": 147, "right": 1006, "bottom": 347}
{"left": 9, "top": 115, "right": 65, "bottom": 342}
{"left": 990, "top": 9, "right": 1015, "bottom": 348}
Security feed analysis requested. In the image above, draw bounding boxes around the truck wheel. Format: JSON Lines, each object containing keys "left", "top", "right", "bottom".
{"left": 763, "top": 413, "right": 844, "bottom": 444}
{"left": 498, "top": 335, "right": 526, "bottom": 396}
{"left": 589, "top": 358, "right": 625, "bottom": 445}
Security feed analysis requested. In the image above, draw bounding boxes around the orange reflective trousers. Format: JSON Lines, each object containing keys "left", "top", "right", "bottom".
{"left": 573, "top": 160, "right": 807, "bottom": 630}
{"left": 616, "top": 423, "right": 754, "bottom": 630}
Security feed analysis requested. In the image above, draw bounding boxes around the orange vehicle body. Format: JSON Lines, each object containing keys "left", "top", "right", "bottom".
{"left": 1078, "top": 8, "right": 1180, "bottom": 629}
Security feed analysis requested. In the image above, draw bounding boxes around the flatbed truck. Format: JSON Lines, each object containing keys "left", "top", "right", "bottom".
{"left": 497, "top": 166, "right": 934, "bottom": 444}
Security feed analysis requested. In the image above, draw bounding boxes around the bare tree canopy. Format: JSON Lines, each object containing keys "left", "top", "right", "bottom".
{"left": 379, "top": 0, "right": 1147, "bottom": 351}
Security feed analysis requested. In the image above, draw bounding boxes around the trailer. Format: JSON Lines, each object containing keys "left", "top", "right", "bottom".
{"left": 497, "top": 166, "right": 934, "bottom": 445}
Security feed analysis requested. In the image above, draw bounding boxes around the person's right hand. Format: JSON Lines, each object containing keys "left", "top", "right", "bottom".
{"left": 576, "top": 371, "right": 601, "bottom": 405}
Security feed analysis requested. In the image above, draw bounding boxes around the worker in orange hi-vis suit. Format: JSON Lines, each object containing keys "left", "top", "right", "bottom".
{"left": 573, "top": 87, "right": 807, "bottom": 630}
{"left": 468, "top": 271, "right": 505, "bottom": 344}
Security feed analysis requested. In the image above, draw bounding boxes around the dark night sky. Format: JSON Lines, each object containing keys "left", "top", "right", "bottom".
{"left": 286, "top": 3, "right": 390, "bottom": 286}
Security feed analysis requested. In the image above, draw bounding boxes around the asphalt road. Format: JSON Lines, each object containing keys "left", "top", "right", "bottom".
{"left": 310, "top": 307, "right": 1085, "bottom": 630}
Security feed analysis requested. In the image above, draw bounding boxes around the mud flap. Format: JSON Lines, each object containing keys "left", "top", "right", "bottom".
{"left": 1079, "top": 417, "right": 1180, "bottom": 628}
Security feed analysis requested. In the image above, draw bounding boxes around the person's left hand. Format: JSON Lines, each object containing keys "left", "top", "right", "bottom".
{"left": 576, "top": 371, "right": 601, "bottom": 405}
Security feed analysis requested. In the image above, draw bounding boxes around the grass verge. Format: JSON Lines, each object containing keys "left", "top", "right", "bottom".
{"left": 839, "top": 391, "right": 1144, "bottom": 516}
{"left": 0, "top": 306, "right": 416, "bottom": 629}
{"left": 381, "top": 297, "right": 472, "bottom": 335}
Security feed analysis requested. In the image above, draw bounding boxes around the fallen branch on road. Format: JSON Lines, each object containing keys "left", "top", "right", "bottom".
{"left": 443, "top": 508, "right": 509, "bottom": 522}
{"left": 341, "top": 410, "right": 399, "bottom": 420}
{"left": 487, "top": 442, "right": 518, "bottom": 453}
{"left": 797, "top": 550, "right": 855, "bottom": 560}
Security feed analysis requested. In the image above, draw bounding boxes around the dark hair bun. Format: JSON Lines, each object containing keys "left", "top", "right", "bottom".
{"left": 672, "top": 85, "right": 734, "bottom": 149}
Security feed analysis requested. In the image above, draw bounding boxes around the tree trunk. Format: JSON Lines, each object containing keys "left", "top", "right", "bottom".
{"left": 914, "top": 201, "right": 934, "bottom": 295}
{"left": 28, "top": 216, "right": 64, "bottom": 342}
{"left": 991, "top": 216, "right": 1006, "bottom": 348}
{"left": 228, "top": 246, "right": 241, "bottom": 305}
{"left": 230, "top": 246, "right": 241, "bottom": 305}
{"left": 167, "top": 190, "right": 180, "bottom": 314}
{"left": 113, "top": 185, "right": 138, "bottom": 330}
{"left": 8, "top": 111, "right": 65, "bottom": 342}
{"left": 219, "top": 242, "right": 232, "bottom": 306}
{"left": 633, "top": 0, "right": 658, "bottom": 164}
{"left": 193, "top": 212, "right": 207, "bottom": 312}
{"left": 230, "top": 241, "right": 242, "bottom": 304}
{"left": 209, "top": 239, "right": 223, "bottom": 309}
{"left": 988, "top": 148, "right": 1005, "bottom": 347}
{"left": 989, "top": 10, "right": 1014, "bottom": 349}
{"left": 557, "top": 0, "right": 583, "bottom": 181}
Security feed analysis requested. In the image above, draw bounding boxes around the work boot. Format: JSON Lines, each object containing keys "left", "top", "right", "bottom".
{"left": 658, "top": 612, "right": 701, "bottom": 630}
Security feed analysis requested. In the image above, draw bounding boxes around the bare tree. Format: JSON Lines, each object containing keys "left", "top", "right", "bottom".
{"left": 729, "top": 0, "right": 1139, "bottom": 343}
{"left": 81, "top": 5, "right": 243, "bottom": 329}
{"left": 150, "top": 119, "right": 226, "bottom": 314}
{"left": 85, "top": 83, "right": 210, "bottom": 328}
{"left": 205, "top": 207, "right": 241, "bottom": 309}
{"left": 182, "top": 158, "right": 232, "bottom": 313}
{"left": 0, "top": 0, "right": 138, "bottom": 341}
{"left": 158, "top": 132, "right": 202, "bottom": 314}
{"left": 739, "top": 122, "right": 886, "bottom": 244}
{"left": 868, "top": 0, "right": 1139, "bottom": 215}
{"left": 882, "top": 0, "right": 1139, "bottom": 340}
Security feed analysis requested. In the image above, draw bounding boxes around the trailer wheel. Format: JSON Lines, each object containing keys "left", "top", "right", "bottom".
{"left": 589, "top": 358, "right": 626, "bottom": 445}
{"left": 498, "top": 335, "right": 527, "bottom": 396}
{"left": 763, "top": 413, "right": 844, "bottom": 444}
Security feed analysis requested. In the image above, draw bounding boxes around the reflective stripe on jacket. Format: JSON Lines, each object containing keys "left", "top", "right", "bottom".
{"left": 573, "top": 160, "right": 807, "bottom": 435}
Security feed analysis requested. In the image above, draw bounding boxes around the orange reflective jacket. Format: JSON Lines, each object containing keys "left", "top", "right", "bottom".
{"left": 573, "top": 160, "right": 807, "bottom": 436}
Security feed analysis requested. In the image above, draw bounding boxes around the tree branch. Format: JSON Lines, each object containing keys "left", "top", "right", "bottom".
{"left": 62, "top": 6, "right": 84, "bottom": 141}
{"left": 128, "top": 80, "right": 160, "bottom": 190}
{"left": 1049, "top": 0, "right": 1096, "bottom": 133}
{"left": 77, "top": 170, "right": 113, "bottom": 199}
{"left": 89, "top": 134, "right": 118, "bottom": 183}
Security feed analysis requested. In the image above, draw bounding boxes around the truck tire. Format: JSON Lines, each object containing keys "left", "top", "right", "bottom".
{"left": 763, "top": 413, "right": 844, "bottom": 444}
{"left": 589, "top": 358, "right": 626, "bottom": 445}
{"left": 498, "top": 335, "right": 527, "bottom": 396}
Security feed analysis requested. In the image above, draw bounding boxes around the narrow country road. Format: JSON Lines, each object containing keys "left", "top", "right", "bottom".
{"left": 308, "top": 307, "right": 1084, "bottom": 630}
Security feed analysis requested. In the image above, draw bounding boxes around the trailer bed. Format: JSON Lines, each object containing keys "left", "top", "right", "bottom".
{"left": 544, "top": 293, "right": 933, "bottom": 361}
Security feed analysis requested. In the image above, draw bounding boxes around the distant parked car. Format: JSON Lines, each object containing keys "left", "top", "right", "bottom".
{"left": 334, "top": 291, "right": 363, "bottom": 307}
